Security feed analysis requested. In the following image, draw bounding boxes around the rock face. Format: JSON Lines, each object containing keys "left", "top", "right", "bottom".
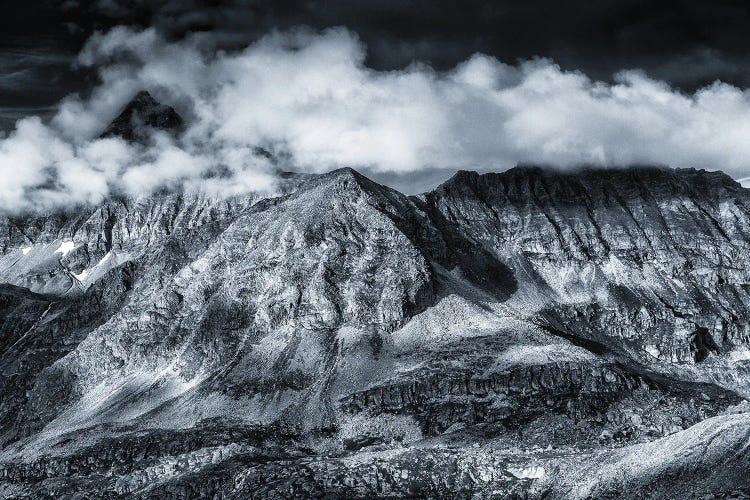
{"left": 2, "top": 107, "right": 750, "bottom": 498}
{"left": 99, "top": 91, "right": 183, "bottom": 141}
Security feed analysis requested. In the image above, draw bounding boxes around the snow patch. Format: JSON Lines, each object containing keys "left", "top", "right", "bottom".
{"left": 508, "top": 465, "right": 545, "bottom": 479}
{"left": 21, "top": 246, "right": 31, "bottom": 255}
{"left": 728, "top": 347, "right": 750, "bottom": 363}
{"left": 54, "top": 241, "right": 75, "bottom": 256}
{"left": 496, "top": 344, "right": 595, "bottom": 368}
{"left": 72, "top": 269, "right": 89, "bottom": 281}
{"left": 645, "top": 344, "right": 660, "bottom": 359}
{"left": 97, "top": 251, "right": 112, "bottom": 266}
{"left": 69, "top": 252, "right": 117, "bottom": 285}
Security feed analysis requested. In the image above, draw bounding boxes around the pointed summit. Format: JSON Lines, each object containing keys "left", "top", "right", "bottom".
{"left": 99, "top": 91, "right": 183, "bottom": 142}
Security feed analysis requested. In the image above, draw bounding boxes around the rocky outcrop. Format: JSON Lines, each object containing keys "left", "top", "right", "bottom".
{"left": 2, "top": 159, "right": 750, "bottom": 497}
{"left": 100, "top": 91, "right": 183, "bottom": 141}
{"left": 424, "top": 166, "right": 750, "bottom": 390}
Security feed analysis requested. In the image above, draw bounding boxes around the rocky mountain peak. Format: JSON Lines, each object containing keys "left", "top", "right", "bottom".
{"left": 99, "top": 90, "right": 183, "bottom": 141}
{"left": 2, "top": 163, "right": 750, "bottom": 497}
{"left": 436, "top": 164, "right": 743, "bottom": 207}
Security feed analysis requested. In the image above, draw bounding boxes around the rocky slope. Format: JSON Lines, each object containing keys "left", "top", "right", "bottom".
{"left": 1, "top": 98, "right": 750, "bottom": 498}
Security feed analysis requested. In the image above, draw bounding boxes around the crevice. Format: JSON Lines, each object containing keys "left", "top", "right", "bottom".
{"left": 631, "top": 173, "right": 679, "bottom": 248}
{"left": 4, "top": 302, "right": 54, "bottom": 355}
{"left": 609, "top": 189, "right": 656, "bottom": 253}
{"left": 652, "top": 292, "right": 687, "bottom": 319}
{"left": 578, "top": 185, "right": 611, "bottom": 255}
{"left": 687, "top": 196, "right": 732, "bottom": 242}
{"left": 526, "top": 179, "right": 575, "bottom": 259}
{"left": 8, "top": 218, "right": 35, "bottom": 246}
{"left": 690, "top": 326, "right": 721, "bottom": 363}
{"left": 103, "top": 208, "right": 117, "bottom": 252}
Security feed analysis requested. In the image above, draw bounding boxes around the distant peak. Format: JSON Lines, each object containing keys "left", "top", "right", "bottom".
{"left": 435, "top": 169, "right": 480, "bottom": 192}
{"left": 434, "top": 164, "right": 742, "bottom": 201}
{"left": 131, "top": 90, "right": 160, "bottom": 104}
{"left": 452, "top": 169, "right": 480, "bottom": 179}
{"left": 443, "top": 164, "right": 735, "bottom": 185}
{"left": 99, "top": 90, "right": 183, "bottom": 142}
{"left": 311, "top": 167, "right": 370, "bottom": 191}
{"left": 327, "top": 167, "right": 364, "bottom": 179}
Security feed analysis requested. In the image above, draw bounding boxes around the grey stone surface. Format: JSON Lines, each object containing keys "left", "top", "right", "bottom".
{"left": 2, "top": 139, "right": 750, "bottom": 496}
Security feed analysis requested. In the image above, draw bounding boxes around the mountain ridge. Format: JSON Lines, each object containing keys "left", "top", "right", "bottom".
{"left": 2, "top": 96, "right": 750, "bottom": 497}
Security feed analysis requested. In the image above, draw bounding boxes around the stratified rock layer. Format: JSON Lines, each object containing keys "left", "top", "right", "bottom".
{"left": 1, "top": 163, "right": 750, "bottom": 498}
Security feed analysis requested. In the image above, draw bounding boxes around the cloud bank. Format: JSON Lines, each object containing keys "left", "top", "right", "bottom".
{"left": 3, "top": 26, "right": 750, "bottom": 212}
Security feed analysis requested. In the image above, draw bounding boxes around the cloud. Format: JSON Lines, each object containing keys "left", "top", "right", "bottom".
{"left": 3, "top": 26, "right": 750, "bottom": 212}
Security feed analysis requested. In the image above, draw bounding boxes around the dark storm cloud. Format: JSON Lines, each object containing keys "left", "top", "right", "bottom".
{"left": 80, "top": 0, "right": 750, "bottom": 88}
{"left": 2, "top": 0, "right": 750, "bottom": 129}
{"left": 0, "top": 41, "right": 81, "bottom": 133}
{"left": 0, "top": 1, "right": 89, "bottom": 127}
{"left": 0, "top": 1, "right": 748, "bottom": 111}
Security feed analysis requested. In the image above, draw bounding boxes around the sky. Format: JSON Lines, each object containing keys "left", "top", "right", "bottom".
{"left": 3, "top": 0, "right": 750, "bottom": 210}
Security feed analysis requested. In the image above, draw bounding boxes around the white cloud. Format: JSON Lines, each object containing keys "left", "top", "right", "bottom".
{"left": 2, "top": 26, "right": 750, "bottom": 212}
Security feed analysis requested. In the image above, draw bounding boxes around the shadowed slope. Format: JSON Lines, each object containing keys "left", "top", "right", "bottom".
{"left": 1, "top": 162, "right": 750, "bottom": 497}
{"left": 99, "top": 91, "right": 183, "bottom": 141}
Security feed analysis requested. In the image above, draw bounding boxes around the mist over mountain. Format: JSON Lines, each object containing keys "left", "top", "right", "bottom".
{"left": 7, "top": 27, "right": 750, "bottom": 215}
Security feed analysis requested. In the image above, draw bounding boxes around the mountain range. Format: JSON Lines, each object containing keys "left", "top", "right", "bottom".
{"left": 0, "top": 94, "right": 749, "bottom": 498}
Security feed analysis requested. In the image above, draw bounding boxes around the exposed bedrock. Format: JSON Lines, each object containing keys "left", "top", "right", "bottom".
{"left": 1, "top": 156, "right": 750, "bottom": 497}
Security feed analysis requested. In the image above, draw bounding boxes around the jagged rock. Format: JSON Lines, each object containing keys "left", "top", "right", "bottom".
{"left": 100, "top": 91, "right": 183, "bottom": 141}
{"left": 1, "top": 159, "right": 750, "bottom": 497}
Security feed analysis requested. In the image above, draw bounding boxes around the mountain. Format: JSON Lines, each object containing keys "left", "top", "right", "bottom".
{"left": 1, "top": 99, "right": 750, "bottom": 498}
{"left": 99, "top": 91, "right": 183, "bottom": 141}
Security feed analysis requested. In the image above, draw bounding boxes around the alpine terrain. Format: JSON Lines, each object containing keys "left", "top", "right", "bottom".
{"left": 1, "top": 93, "right": 750, "bottom": 499}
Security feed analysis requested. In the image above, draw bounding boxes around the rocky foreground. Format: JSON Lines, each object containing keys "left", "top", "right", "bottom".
{"left": 0, "top": 163, "right": 749, "bottom": 498}
{"left": 2, "top": 97, "right": 750, "bottom": 499}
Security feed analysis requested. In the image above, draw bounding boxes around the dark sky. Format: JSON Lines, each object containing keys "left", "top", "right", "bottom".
{"left": 3, "top": 0, "right": 750, "bottom": 131}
